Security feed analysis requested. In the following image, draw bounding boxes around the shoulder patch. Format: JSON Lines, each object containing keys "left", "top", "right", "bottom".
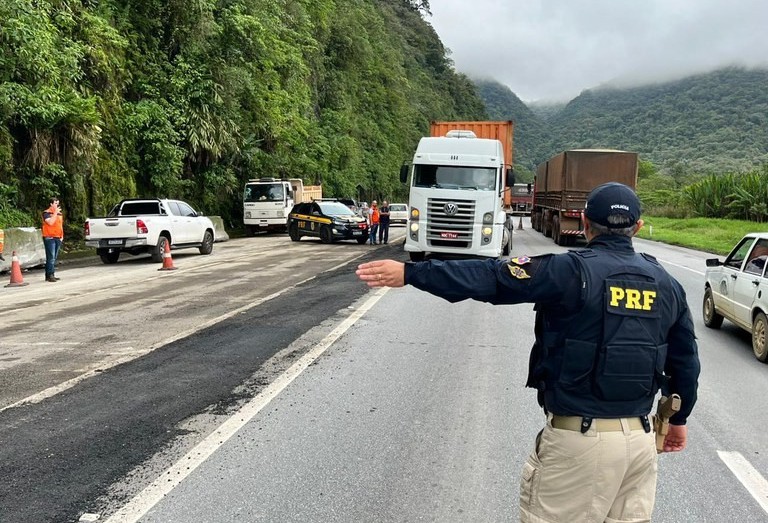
{"left": 507, "top": 265, "right": 531, "bottom": 279}
{"left": 510, "top": 255, "right": 532, "bottom": 265}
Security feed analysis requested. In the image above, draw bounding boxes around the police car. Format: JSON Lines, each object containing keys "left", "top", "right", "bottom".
{"left": 703, "top": 232, "right": 768, "bottom": 362}
{"left": 287, "top": 200, "right": 369, "bottom": 244}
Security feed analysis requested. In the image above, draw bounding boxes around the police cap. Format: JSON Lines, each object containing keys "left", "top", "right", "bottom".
{"left": 584, "top": 182, "right": 641, "bottom": 228}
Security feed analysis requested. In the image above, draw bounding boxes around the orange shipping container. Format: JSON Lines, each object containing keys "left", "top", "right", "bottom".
{"left": 429, "top": 121, "right": 514, "bottom": 168}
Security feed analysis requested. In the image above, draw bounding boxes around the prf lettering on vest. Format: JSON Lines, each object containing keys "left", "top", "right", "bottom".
{"left": 609, "top": 286, "right": 657, "bottom": 310}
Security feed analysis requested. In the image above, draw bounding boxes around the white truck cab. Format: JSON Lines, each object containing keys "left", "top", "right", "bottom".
{"left": 401, "top": 131, "right": 513, "bottom": 261}
{"left": 243, "top": 178, "right": 321, "bottom": 235}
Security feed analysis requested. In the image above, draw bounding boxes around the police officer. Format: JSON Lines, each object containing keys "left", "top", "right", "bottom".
{"left": 356, "top": 182, "right": 700, "bottom": 522}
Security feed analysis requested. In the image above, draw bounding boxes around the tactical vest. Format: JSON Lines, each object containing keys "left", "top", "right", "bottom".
{"left": 534, "top": 248, "right": 678, "bottom": 418}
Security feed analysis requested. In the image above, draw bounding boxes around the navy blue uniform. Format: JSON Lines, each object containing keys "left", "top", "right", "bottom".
{"left": 404, "top": 234, "right": 699, "bottom": 424}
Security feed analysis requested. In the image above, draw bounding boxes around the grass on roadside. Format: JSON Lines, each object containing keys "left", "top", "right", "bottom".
{"left": 638, "top": 216, "right": 768, "bottom": 256}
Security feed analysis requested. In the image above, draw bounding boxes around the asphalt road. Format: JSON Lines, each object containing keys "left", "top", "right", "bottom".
{"left": 2, "top": 222, "right": 767, "bottom": 522}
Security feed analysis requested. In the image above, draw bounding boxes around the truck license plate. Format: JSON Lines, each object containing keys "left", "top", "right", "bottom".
{"left": 440, "top": 232, "right": 458, "bottom": 239}
{"left": 108, "top": 239, "right": 123, "bottom": 245}
{"left": 353, "top": 231, "right": 362, "bottom": 236}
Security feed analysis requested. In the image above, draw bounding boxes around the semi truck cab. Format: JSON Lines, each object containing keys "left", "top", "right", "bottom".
{"left": 401, "top": 131, "right": 513, "bottom": 261}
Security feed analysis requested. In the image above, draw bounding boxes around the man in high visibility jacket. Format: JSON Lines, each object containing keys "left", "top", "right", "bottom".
{"left": 42, "top": 197, "right": 64, "bottom": 282}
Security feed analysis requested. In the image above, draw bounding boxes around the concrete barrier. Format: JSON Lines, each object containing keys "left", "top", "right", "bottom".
{"left": 209, "top": 216, "right": 230, "bottom": 242}
{"left": 0, "top": 227, "right": 46, "bottom": 273}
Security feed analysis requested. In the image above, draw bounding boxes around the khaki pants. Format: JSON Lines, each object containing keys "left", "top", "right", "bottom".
{"left": 520, "top": 416, "right": 657, "bottom": 523}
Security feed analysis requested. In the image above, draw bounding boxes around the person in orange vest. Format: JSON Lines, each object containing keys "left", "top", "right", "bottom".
{"left": 0, "top": 228, "right": 5, "bottom": 261}
{"left": 368, "top": 200, "right": 380, "bottom": 245}
{"left": 42, "top": 197, "right": 64, "bottom": 282}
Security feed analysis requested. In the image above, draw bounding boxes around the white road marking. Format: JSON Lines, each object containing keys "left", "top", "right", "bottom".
{"left": 718, "top": 450, "right": 768, "bottom": 514}
{"left": 103, "top": 287, "right": 389, "bottom": 523}
{"left": 656, "top": 258, "right": 705, "bottom": 276}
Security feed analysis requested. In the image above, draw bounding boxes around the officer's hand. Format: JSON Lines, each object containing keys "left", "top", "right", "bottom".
{"left": 356, "top": 260, "right": 405, "bottom": 288}
{"left": 662, "top": 424, "right": 687, "bottom": 452}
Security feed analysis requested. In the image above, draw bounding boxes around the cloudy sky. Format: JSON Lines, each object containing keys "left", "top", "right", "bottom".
{"left": 428, "top": 0, "right": 768, "bottom": 103}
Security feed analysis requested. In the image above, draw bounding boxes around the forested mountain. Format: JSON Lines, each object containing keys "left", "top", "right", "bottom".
{"left": 0, "top": 0, "right": 486, "bottom": 232}
{"left": 476, "top": 67, "right": 768, "bottom": 176}
{"left": 474, "top": 79, "right": 550, "bottom": 180}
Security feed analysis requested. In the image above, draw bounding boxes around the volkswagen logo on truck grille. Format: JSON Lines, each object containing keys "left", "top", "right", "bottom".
{"left": 443, "top": 202, "right": 458, "bottom": 216}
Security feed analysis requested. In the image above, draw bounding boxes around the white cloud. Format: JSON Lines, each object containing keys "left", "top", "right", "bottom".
{"left": 428, "top": 0, "right": 768, "bottom": 102}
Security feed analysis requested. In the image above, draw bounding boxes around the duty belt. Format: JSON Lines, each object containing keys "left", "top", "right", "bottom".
{"left": 551, "top": 415, "right": 649, "bottom": 433}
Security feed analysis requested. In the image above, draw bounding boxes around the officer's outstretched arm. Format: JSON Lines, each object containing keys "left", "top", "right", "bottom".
{"left": 357, "top": 260, "right": 405, "bottom": 288}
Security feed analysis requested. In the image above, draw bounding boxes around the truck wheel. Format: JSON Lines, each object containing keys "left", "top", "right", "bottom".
{"left": 199, "top": 230, "right": 214, "bottom": 255}
{"left": 752, "top": 312, "right": 768, "bottom": 362}
{"left": 409, "top": 252, "right": 425, "bottom": 262}
{"left": 702, "top": 287, "right": 724, "bottom": 329}
{"left": 357, "top": 235, "right": 369, "bottom": 244}
{"left": 502, "top": 227, "right": 511, "bottom": 256}
{"left": 289, "top": 223, "right": 301, "bottom": 242}
{"left": 554, "top": 217, "right": 568, "bottom": 246}
{"left": 151, "top": 235, "right": 169, "bottom": 262}
{"left": 98, "top": 249, "right": 120, "bottom": 264}
{"left": 320, "top": 226, "right": 333, "bottom": 244}
{"left": 245, "top": 225, "right": 257, "bottom": 236}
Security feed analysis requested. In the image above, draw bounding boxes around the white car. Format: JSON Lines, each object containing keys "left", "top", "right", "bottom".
{"left": 703, "top": 232, "right": 768, "bottom": 361}
{"left": 388, "top": 203, "right": 408, "bottom": 225}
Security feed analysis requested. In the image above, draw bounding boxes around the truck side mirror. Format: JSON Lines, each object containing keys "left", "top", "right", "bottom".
{"left": 399, "top": 164, "right": 409, "bottom": 184}
{"left": 527, "top": 183, "right": 532, "bottom": 194}
{"left": 506, "top": 168, "right": 515, "bottom": 187}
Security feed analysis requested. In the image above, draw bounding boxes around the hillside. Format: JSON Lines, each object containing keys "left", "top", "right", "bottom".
{"left": 474, "top": 79, "right": 549, "bottom": 181}
{"left": 0, "top": 0, "right": 487, "bottom": 231}
{"left": 478, "top": 67, "right": 768, "bottom": 174}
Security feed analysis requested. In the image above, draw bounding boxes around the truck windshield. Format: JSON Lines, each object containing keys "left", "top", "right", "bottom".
{"left": 244, "top": 183, "right": 285, "bottom": 202}
{"left": 413, "top": 165, "right": 497, "bottom": 191}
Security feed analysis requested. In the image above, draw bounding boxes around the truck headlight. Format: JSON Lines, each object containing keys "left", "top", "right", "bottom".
{"left": 410, "top": 223, "right": 419, "bottom": 232}
{"left": 482, "top": 226, "right": 492, "bottom": 235}
{"left": 245, "top": 211, "right": 252, "bottom": 219}
{"left": 483, "top": 212, "right": 493, "bottom": 224}
{"left": 411, "top": 208, "right": 420, "bottom": 220}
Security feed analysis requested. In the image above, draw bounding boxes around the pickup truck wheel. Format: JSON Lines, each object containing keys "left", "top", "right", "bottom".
{"left": 702, "top": 287, "right": 724, "bottom": 329}
{"left": 320, "top": 226, "right": 333, "bottom": 244}
{"left": 752, "top": 312, "right": 768, "bottom": 362}
{"left": 289, "top": 223, "right": 301, "bottom": 242}
{"left": 409, "top": 252, "right": 425, "bottom": 262}
{"left": 151, "top": 236, "right": 169, "bottom": 263}
{"left": 198, "top": 230, "right": 214, "bottom": 255}
{"left": 356, "top": 235, "right": 369, "bottom": 244}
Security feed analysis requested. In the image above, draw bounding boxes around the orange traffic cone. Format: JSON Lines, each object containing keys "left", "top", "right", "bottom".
{"left": 5, "top": 251, "right": 29, "bottom": 287}
{"left": 157, "top": 241, "right": 177, "bottom": 271}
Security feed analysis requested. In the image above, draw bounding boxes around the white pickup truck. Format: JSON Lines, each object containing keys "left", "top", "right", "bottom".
{"left": 84, "top": 198, "right": 216, "bottom": 264}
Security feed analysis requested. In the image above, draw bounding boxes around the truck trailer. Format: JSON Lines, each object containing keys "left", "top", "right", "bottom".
{"left": 531, "top": 149, "right": 638, "bottom": 246}
{"left": 243, "top": 178, "right": 322, "bottom": 235}
{"left": 400, "top": 120, "right": 515, "bottom": 261}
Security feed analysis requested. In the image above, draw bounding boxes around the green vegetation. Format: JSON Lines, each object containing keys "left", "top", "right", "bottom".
{"left": 637, "top": 216, "right": 768, "bottom": 256}
{"left": 3, "top": 0, "right": 767, "bottom": 246}
{"left": 0, "top": 0, "right": 485, "bottom": 235}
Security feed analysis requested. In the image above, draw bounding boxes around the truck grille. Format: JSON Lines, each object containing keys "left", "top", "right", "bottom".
{"left": 426, "top": 198, "right": 475, "bottom": 248}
